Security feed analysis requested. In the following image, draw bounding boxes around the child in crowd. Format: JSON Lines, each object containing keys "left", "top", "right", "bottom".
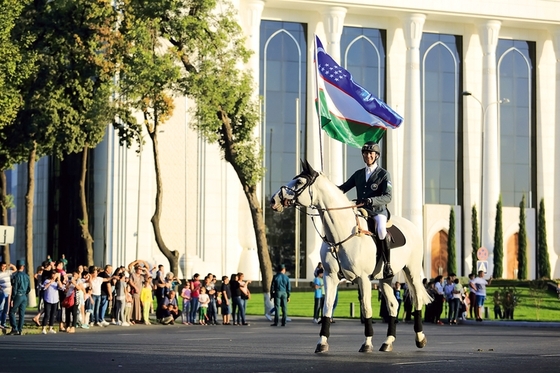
{"left": 141, "top": 280, "right": 153, "bottom": 325}
{"left": 181, "top": 281, "right": 192, "bottom": 325}
{"left": 124, "top": 284, "right": 133, "bottom": 325}
{"left": 83, "top": 286, "right": 93, "bottom": 328}
{"left": 198, "top": 287, "right": 210, "bottom": 325}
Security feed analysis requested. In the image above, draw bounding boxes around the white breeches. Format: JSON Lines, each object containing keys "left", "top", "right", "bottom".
{"left": 373, "top": 214, "right": 387, "bottom": 240}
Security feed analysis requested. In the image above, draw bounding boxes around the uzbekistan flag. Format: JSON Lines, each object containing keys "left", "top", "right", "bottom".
{"left": 315, "top": 35, "right": 403, "bottom": 148}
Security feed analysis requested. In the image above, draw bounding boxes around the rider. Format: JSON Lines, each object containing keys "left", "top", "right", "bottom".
{"left": 338, "top": 141, "right": 394, "bottom": 279}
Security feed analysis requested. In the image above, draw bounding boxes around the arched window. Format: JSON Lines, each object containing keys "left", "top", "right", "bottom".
{"left": 260, "top": 21, "right": 308, "bottom": 278}
{"left": 341, "top": 27, "right": 386, "bottom": 200}
{"left": 497, "top": 40, "right": 535, "bottom": 208}
{"left": 421, "top": 34, "right": 462, "bottom": 206}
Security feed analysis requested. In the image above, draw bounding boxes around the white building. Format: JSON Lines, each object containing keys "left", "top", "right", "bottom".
{"left": 6, "top": 0, "right": 560, "bottom": 281}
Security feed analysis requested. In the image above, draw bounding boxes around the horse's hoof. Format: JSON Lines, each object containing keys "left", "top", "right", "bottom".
{"left": 315, "top": 343, "right": 329, "bottom": 353}
{"left": 358, "top": 343, "right": 374, "bottom": 353}
{"left": 379, "top": 343, "right": 393, "bottom": 352}
{"left": 415, "top": 336, "right": 427, "bottom": 348}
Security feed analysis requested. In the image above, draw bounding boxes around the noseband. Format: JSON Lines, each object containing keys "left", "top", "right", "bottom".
{"left": 277, "top": 172, "right": 318, "bottom": 208}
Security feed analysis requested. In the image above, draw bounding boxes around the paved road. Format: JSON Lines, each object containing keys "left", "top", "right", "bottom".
{"left": 1, "top": 317, "right": 559, "bottom": 373}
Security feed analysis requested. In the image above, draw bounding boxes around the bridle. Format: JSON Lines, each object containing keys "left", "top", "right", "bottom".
{"left": 276, "top": 172, "right": 371, "bottom": 248}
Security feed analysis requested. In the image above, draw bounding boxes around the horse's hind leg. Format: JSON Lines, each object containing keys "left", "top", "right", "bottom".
{"left": 379, "top": 279, "right": 398, "bottom": 352}
{"left": 403, "top": 266, "right": 429, "bottom": 348}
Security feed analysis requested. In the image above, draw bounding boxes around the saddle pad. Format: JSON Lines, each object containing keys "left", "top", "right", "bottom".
{"left": 388, "top": 224, "right": 406, "bottom": 249}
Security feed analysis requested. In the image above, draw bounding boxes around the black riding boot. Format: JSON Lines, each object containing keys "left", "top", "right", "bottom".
{"left": 382, "top": 237, "right": 394, "bottom": 279}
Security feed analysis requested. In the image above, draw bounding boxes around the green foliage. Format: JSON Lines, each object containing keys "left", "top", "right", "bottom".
{"left": 447, "top": 207, "right": 457, "bottom": 275}
{"left": 527, "top": 279, "right": 547, "bottom": 320}
{"left": 537, "top": 199, "right": 551, "bottom": 279}
{"left": 518, "top": 195, "right": 528, "bottom": 280}
{"left": 493, "top": 196, "right": 503, "bottom": 278}
{"left": 471, "top": 205, "right": 479, "bottom": 275}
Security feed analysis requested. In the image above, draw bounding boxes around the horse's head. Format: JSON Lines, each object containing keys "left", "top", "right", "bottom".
{"left": 270, "top": 160, "right": 320, "bottom": 212}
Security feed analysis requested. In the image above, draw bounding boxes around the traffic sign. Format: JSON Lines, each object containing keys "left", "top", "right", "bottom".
{"left": 477, "top": 260, "right": 488, "bottom": 273}
{"left": 0, "top": 225, "right": 14, "bottom": 245}
{"left": 477, "top": 247, "right": 489, "bottom": 261}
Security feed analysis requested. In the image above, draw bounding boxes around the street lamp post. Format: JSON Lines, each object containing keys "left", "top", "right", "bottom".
{"left": 462, "top": 91, "right": 509, "bottom": 254}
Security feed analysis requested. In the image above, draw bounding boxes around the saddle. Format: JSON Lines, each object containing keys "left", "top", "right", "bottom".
{"left": 357, "top": 208, "right": 406, "bottom": 249}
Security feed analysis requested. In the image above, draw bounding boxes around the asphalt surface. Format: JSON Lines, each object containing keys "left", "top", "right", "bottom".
{"left": 1, "top": 317, "right": 559, "bottom": 373}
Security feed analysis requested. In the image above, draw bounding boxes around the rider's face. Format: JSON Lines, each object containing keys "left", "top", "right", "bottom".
{"left": 362, "top": 151, "right": 377, "bottom": 166}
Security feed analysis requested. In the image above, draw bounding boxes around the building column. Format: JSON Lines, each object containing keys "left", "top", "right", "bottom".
{"left": 401, "top": 13, "right": 425, "bottom": 231}
{"left": 478, "top": 20, "right": 501, "bottom": 255}
{"left": 240, "top": 0, "right": 265, "bottom": 75}
{"left": 321, "top": 7, "right": 347, "bottom": 185}
{"left": 553, "top": 29, "right": 560, "bottom": 270}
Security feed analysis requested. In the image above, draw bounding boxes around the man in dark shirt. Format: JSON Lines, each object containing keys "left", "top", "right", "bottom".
{"left": 339, "top": 141, "right": 393, "bottom": 279}
{"left": 270, "top": 264, "right": 291, "bottom": 327}
{"left": 98, "top": 265, "right": 112, "bottom": 326}
{"left": 9, "top": 260, "right": 30, "bottom": 335}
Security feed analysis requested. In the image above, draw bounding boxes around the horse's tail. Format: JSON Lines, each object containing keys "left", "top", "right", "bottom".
{"left": 402, "top": 266, "right": 433, "bottom": 308}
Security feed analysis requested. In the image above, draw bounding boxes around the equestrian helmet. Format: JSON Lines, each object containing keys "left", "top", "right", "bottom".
{"left": 361, "top": 141, "right": 380, "bottom": 154}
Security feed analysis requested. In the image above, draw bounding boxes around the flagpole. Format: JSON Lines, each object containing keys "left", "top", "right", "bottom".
{"left": 314, "top": 34, "right": 324, "bottom": 172}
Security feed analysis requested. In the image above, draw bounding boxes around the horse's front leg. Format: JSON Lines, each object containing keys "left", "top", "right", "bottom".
{"left": 357, "top": 275, "right": 374, "bottom": 353}
{"left": 379, "top": 279, "right": 398, "bottom": 352}
{"left": 315, "top": 270, "right": 338, "bottom": 353}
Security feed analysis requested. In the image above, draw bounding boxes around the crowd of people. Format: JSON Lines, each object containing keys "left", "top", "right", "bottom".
{"left": 0, "top": 256, "right": 254, "bottom": 335}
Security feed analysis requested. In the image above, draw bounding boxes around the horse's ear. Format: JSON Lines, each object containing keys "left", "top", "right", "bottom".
{"left": 305, "top": 160, "right": 318, "bottom": 176}
{"left": 300, "top": 159, "right": 307, "bottom": 173}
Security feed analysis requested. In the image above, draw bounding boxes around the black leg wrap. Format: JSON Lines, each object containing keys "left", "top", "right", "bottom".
{"left": 387, "top": 316, "right": 397, "bottom": 337}
{"left": 364, "top": 317, "right": 373, "bottom": 337}
{"left": 319, "top": 316, "right": 331, "bottom": 338}
{"left": 413, "top": 310, "right": 423, "bottom": 333}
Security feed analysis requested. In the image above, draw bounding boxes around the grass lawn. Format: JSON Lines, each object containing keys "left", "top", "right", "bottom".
{"left": 246, "top": 286, "right": 560, "bottom": 322}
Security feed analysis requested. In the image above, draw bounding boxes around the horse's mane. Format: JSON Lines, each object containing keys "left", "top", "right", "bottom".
{"left": 315, "top": 172, "right": 352, "bottom": 207}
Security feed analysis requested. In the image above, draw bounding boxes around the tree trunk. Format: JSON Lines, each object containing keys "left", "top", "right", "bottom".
{"left": 25, "top": 144, "right": 37, "bottom": 307}
{"left": 217, "top": 110, "right": 273, "bottom": 294}
{"left": 79, "top": 145, "right": 94, "bottom": 266}
{"left": 148, "top": 124, "right": 179, "bottom": 276}
{"left": 0, "top": 171, "right": 10, "bottom": 263}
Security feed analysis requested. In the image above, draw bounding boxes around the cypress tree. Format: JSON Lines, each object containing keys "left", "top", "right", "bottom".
{"left": 537, "top": 198, "right": 551, "bottom": 279}
{"left": 493, "top": 196, "right": 504, "bottom": 278}
{"left": 471, "top": 205, "right": 479, "bottom": 275}
{"left": 518, "top": 195, "right": 528, "bottom": 280}
{"left": 447, "top": 207, "right": 457, "bottom": 275}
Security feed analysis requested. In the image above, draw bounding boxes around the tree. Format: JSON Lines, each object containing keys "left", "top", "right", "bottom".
{"left": 8, "top": 0, "right": 119, "bottom": 299}
{"left": 537, "top": 198, "right": 551, "bottom": 279}
{"left": 119, "top": 0, "right": 273, "bottom": 293}
{"left": 447, "top": 207, "right": 457, "bottom": 275}
{"left": 517, "top": 195, "right": 528, "bottom": 280}
{"left": 471, "top": 205, "right": 479, "bottom": 275}
{"left": 493, "top": 196, "right": 503, "bottom": 278}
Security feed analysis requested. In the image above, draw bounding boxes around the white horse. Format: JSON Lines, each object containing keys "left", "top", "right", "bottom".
{"left": 270, "top": 160, "right": 432, "bottom": 353}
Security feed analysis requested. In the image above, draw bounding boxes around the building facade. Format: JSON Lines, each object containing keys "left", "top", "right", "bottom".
{"left": 5, "top": 0, "right": 560, "bottom": 281}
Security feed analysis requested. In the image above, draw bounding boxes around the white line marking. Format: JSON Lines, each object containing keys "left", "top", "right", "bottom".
{"left": 394, "top": 360, "right": 455, "bottom": 366}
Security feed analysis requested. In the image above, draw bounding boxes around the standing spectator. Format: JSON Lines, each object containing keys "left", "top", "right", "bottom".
{"left": 468, "top": 273, "right": 477, "bottom": 319}
{"left": 0, "top": 261, "right": 16, "bottom": 329}
{"left": 160, "top": 290, "right": 179, "bottom": 325}
{"left": 98, "top": 264, "right": 113, "bottom": 326}
{"left": 181, "top": 281, "right": 192, "bottom": 325}
{"left": 312, "top": 268, "right": 324, "bottom": 323}
{"left": 493, "top": 291, "right": 503, "bottom": 320}
{"left": 237, "top": 272, "right": 251, "bottom": 326}
{"left": 220, "top": 276, "right": 231, "bottom": 325}
{"left": 153, "top": 265, "right": 167, "bottom": 319}
{"left": 86, "top": 266, "right": 111, "bottom": 326}
{"left": 41, "top": 271, "right": 64, "bottom": 334}
{"left": 114, "top": 269, "right": 129, "bottom": 326}
{"left": 313, "top": 262, "right": 323, "bottom": 277}
{"left": 230, "top": 273, "right": 244, "bottom": 325}
{"left": 128, "top": 260, "right": 148, "bottom": 325}
{"left": 32, "top": 265, "right": 45, "bottom": 326}
{"left": 189, "top": 273, "right": 201, "bottom": 324}
{"left": 433, "top": 275, "right": 445, "bottom": 325}
{"left": 424, "top": 281, "right": 437, "bottom": 323}
{"left": 402, "top": 283, "right": 413, "bottom": 323}
{"left": 394, "top": 282, "right": 402, "bottom": 322}
{"left": 502, "top": 291, "right": 515, "bottom": 320}
{"left": 198, "top": 287, "right": 210, "bottom": 325}
{"left": 204, "top": 275, "right": 218, "bottom": 325}
{"left": 448, "top": 278, "right": 463, "bottom": 324}
{"left": 472, "top": 270, "right": 493, "bottom": 321}
{"left": 270, "top": 264, "right": 291, "bottom": 327}
{"left": 140, "top": 280, "right": 153, "bottom": 325}
{"left": 60, "top": 254, "right": 68, "bottom": 271}
{"left": 8, "top": 260, "right": 30, "bottom": 335}
{"left": 63, "top": 271, "right": 82, "bottom": 333}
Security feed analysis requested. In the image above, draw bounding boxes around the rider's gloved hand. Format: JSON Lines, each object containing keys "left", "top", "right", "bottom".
{"left": 356, "top": 198, "right": 372, "bottom": 206}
